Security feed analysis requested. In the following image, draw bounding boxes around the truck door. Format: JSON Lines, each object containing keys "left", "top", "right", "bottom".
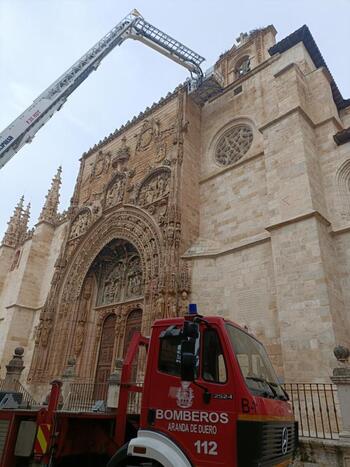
{"left": 145, "top": 322, "right": 237, "bottom": 466}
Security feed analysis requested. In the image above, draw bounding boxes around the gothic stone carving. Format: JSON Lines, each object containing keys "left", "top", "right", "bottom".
{"left": 215, "top": 124, "right": 253, "bottom": 166}
{"left": 105, "top": 174, "right": 126, "bottom": 209}
{"left": 112, "top": 136, "right": 130, "bottom": 171}
{"left": 69, "top": 209, "right": 92, "bottom": 240}
{"left": 137, "top": 169, "right": 170, "bottom": 207}
{"left": 135, "top": 118, "right": 176, "bottom": 163}
{"left": 96, "top": 241, "right": 143, "bottom": 306}
{"left": 136, "top": 119, "right": 159, "bottom": 152}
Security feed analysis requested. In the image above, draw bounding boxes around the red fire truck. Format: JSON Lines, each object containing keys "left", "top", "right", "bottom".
{"left": 0, "top": 308, "right": 297, "bottom": 466}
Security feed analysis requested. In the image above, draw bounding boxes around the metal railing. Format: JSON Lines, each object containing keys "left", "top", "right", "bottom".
{"left": 62, "top": 382, "right": 109, "bottom": 412}
{"left": 0, "top": 379, "right": 38, "bottom": 407}
{"left": 127, "top": 382, "right": 143, "bottom": 414}
{"left": 284, "top": 383, "right": 341, "bottom": 439}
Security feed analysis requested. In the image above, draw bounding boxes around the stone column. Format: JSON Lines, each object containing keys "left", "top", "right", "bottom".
{"left": 330, "top": 346, "right": 350, "bottom": 441}
{"left": 107, "top": 358, "right": 123, "bottom": 409}
{"left": 3, "top": 347, "right": 25, "bottom": 390}
{"left": 60, "top": 357, "right": 76, "bottom": 407}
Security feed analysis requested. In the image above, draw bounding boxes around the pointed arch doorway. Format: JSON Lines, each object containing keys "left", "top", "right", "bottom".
{"left": 88, "top": 238, "right": 144, "bottom": 395}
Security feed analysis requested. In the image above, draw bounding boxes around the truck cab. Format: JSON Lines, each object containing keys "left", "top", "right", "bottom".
{"left": 114, "top": 310, "right": 297, "bottom": 466}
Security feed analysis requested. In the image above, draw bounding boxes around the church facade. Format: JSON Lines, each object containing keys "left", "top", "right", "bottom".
{"left": 1, "top": 25, "right": 350, "bottom": 399}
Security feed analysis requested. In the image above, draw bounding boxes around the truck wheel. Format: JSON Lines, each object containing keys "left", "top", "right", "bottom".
{"left": 125, "top": 460, "right": 162, "bottom": 467}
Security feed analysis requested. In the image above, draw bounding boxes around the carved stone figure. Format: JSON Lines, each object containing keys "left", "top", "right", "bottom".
{"left": 138, "top": 171, "right": 170, "bottom": 207}
{"left": 112, "top": 136, "right": 130, "bottom": 171}
{"left": 74, "top": 321, "right": 85, "bottom": 356}
{"left": 155, "top": 292, "right": 165, "bottom": 319}
{"left": 41, "top": 319, "right": 52, "bottom": 347}
{"left": 78, "top": 276, "right": 93, "bottom": 321}
{"left": 105, "top": 176, "right": 126, "bottom": 208}
{"left": 179, "top": 291, "right": 189, "bottom": 315}
{"left": 166, "top": 295, "right": 177, "bottom": 318}
{"left": 35, "top": 320, "right": 43, "bottom": 345}
{"left": 69, "top": 211, "right": 91, "bottom": 240}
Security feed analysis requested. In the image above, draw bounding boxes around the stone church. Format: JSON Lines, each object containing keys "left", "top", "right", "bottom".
{"left": 0, "top": 24, "right": 349, "bottom": 399}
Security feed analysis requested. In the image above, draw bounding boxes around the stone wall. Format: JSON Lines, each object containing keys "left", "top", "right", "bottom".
{"left": 293, "top": 438, "right": 350, "bottom": 467}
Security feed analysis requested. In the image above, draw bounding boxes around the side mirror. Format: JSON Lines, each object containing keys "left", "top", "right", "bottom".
{"left": 181, "top": 340, "right": 196, "bottom": 381}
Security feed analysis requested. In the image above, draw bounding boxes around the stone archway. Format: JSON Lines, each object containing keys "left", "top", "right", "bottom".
{"left": 29, "top": 207, "right": 163, "bottom": 382}
{"left": 66, "top": 237, "right": 145, "bottom": 384}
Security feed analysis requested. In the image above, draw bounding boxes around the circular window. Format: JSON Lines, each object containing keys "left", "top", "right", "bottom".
{"left": 215, "top": 125, "right": 253, "bottom": 166}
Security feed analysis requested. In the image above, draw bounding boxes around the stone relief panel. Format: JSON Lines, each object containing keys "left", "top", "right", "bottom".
{"left": 136, "top": 119, "right": 159, "bottom": 152}
{"left": 94, "top": 240, "right": 143, "bottom": 306}
{"left": 80, "top": 151, "right": 111, "bottom": 205}
{"left": 135, "top": 117, "right": 176, "bottom": 163}
{"left": 105, "top": 174, "right": 126, "bottom": 209}
{"left": 215, "top": 124, "right": 253, "bottom": 167}
{"left": 69, "top": 209, "right": 92, "bottom": 240}
{"left": 137, "top": 169, "right": 170, "bottom": 207}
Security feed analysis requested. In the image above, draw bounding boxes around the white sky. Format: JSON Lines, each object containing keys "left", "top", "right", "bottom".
{"left": 0, "top": 0, "right": 349, "bottom": 238}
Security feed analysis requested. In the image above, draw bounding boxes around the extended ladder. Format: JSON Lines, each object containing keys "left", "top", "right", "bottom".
{"left": 0, "top": 10, "right": 204, "bottom": 169}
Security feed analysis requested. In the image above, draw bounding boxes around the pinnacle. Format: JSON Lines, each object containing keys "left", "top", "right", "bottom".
{"left": 38, "top": 166, "right": 63, "bottom": 224}
{"left": 1, "top": 195, "right": 29, "bottom": 248}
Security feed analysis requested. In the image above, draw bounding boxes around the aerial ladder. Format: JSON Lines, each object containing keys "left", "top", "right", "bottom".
{"left": 0, "top": 9, "right": 206, "bottom": 169}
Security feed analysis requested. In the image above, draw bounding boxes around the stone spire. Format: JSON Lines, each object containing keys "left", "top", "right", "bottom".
{"left": 18, "top": 203, "right": 31, "bottom": 244}
{"left": 38, "top": 166, "right": 62, "bottom": 224}
{"left": 1, "top": 196, "right": 24, "bottom": 248}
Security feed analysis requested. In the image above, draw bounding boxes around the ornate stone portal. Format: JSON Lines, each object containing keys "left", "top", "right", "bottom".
{"left": 28, "top": 91, "right": 192, "bottom": 386}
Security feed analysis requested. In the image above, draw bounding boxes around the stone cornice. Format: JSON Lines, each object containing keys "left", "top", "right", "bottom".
{"left": 5, "top": 303, "right": 42, "bottom": 312}
{"left": 331, "top": 224, "right": 350, "bottom": 236}
{"left": 266, "top": 210, "right": 331, "bottom": 232}
{"left": 259, "top": 105, "right": 342, "bottom": 133}
{"left": 182, "top": 231, "right": 270, "bottom": 259}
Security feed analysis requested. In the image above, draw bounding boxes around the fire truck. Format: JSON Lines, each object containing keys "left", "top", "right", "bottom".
{"left": 1, "top": 9, "right": 296, "bottom": 466}
{"left": 0, "top": 307, "right": 297, "bottom": 466}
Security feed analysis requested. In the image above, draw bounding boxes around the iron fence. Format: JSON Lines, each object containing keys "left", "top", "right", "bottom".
{"left": 62, "top": 382, "right": 109, "bottom": 412}
{"left": 284, "top": 383, "right": 340, "bottom": 439}
{"left": 0, "top": 379, "right": 38, "bottom": 407}
{"left": 127, "top": 382, "right": 143, "bottom": 414}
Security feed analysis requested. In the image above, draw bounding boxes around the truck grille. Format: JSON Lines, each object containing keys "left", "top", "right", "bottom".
{"left": 237, "top": 420, "right": 297, "bottom": 466}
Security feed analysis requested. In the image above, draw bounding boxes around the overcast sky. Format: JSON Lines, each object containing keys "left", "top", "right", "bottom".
{"left": 1, "top": 0, "right": 349, "bottom": 238}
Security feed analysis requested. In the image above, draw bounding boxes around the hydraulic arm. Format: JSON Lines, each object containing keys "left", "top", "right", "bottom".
{"left": 0, "top": 9, "right": 204, "bottom": 169}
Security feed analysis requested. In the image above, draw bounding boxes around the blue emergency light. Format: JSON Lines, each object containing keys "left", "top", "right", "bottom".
{"left": 188, "top": 303, "right": 197, "bottom": 315}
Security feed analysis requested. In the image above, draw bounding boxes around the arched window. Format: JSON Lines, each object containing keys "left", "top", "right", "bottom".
{"left": 235, "top": 55, "right": 251, "bottom": 78}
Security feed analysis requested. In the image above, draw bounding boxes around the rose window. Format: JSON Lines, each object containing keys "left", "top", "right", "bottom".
{"left": 215, "top": 125, "right": 253, "bottom": 166}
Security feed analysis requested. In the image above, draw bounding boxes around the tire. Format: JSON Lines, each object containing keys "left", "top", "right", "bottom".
{"left": 122, "top": 459, "right": 162, "bottom": 467}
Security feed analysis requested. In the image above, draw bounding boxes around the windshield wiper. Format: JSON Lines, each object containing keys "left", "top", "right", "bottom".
{"left": 266, "top": 380, "right": 289, "bottom": 401}
{"left": 246, "top": 376, "right": 284, "bottom": 400}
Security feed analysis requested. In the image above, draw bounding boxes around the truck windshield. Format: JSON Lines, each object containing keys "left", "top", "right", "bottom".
{"left": 225, "top": 324, "right": 286, "bottom": 400}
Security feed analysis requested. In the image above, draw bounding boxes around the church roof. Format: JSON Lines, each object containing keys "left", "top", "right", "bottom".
{"left": 269, "top": 25, "right": 350, "bottom": 110}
